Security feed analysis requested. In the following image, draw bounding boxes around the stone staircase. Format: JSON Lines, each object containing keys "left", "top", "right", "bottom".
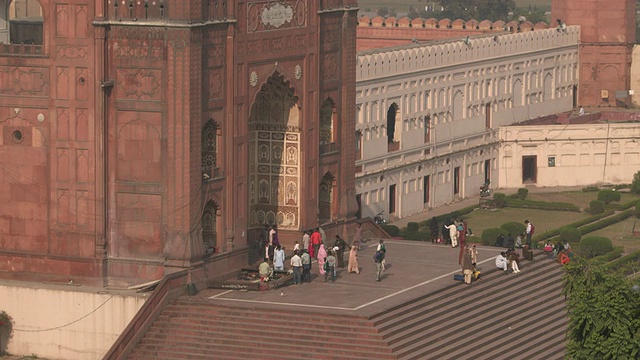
{"left": 126, "top": 253, "right": 567, "bottom": 360}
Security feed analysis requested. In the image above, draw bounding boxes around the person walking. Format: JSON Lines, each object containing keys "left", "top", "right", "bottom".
{"left": 310, "top": 228, "right": 322, "bottom": 259}
{"left": 445, "top": 222, "right": 459, "bottom": 248}
{"left": 290, "top": 250, "right": 302, "bottom": 284}
{"left": 461, "top": 246, "right": 474, "bottom": 285}
{"left": 374, "top": 245, "right": 386, "bottom": 282}
{"left": 348, "top": 245, "right": 360, "bottom": 274}
{"left": 317, "top": 244, "right": 328, "bottom": 277}
{"left": 302, "top": 230, "right": 310, "bottom": 254}
{"left": 334, "top": 235, "right": 347, "bottom": 268}
{"left": 273, "top": 245, "right": 285, "bottom": 271}
{"left": 301, "top": 249, "right": 312, "bottom": 283}
{"left": 325, "top": 250, "right": 336, "bottom": 282}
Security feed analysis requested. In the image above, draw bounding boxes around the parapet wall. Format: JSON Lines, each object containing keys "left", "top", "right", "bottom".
{"left": 357, "top": 16, "right": 551, "bottom": 50}
{"left": 357, "top": 25, "right": 579, "bottom": 82}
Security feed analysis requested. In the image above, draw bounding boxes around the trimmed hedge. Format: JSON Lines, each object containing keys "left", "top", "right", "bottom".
{"left": 589, "top": 200, "right": 605, "bottom": 214}
{"left": 577, "top": 209, "right": 634, "bottom": 235}
{"left": 579, "top": 236, "right": 613, "bottom": 258}
{"left": 532, "top": 210, "right": 614, "bottom": 243}
{"left": 500, "top": 222, "right": 526, "bottom": 237}
{"left": 559, "top": 227, "right": 582, "bottom": 243}
{"left": 493, "top": 193, "right": 507, "bottom": 208}
{"left": 407, "top": 222, "right": 420, "bottom": 232}
{"left": 591, "top": 246, "right": 624, "bottom": 263}
{"left": 597, "top": 189, "right": 621, "bottom": 204}
{"left": 607, "top": 250, "right": 640, "bottom": 270}
{"left": 481, "top": 227, "right": 507, "bottom": 246}
{"left": 517, "top": 188, "right": 529, "bottom": 200}
{"left": 504, "top": 198, "right": 581, "bottom": 212}
{"left": 418, "top": 205, "right": 478, "bottom": 228}
{"left": 582, "top": 186, "right": 600, "bottom": 192}
{"left": 381, "top": 225, "right": 400, "bottom": 237}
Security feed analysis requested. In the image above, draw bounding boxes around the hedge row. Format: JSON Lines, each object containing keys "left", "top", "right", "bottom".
{"left": 533, "top": 210, "right": 614, "bottom": 242}
{"left": 607, "top": 249, "right": 640, "bottom": 271}
{"left": 417, "top": 205, "right": 478, "bottom": 228}
{"left": 577, "top": 209, "right": 635, "bottom": 234}
{"left": 504, "top": 198, "right": 580, "bottom": 212}
{"left": 591, "top": 246, "right": 624, "bottom": 263}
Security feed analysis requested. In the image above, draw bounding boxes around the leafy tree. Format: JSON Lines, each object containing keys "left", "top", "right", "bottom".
{"left": 631, "top": 170, "right": 640, "bottom": 194}
{"left": 377, "top": 6, "right": 396, "bottom": 18}
{"left": 510, "top": 5, "right": 547, "bottom": 24}
{"left": 407, "top": 6, "right": 420, "bottom": 20}
{"left": 429, "top": 0, "right": 516, "bottom": 21}
{"left": 563, "top": 258, "right": 640, "bottom": 359}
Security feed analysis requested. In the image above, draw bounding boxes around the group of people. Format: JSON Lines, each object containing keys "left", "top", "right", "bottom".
{"left": 258, "top": 222, "right": 386, "bottom": 284}
{"left": 544, "top": 240, "right": 572, "bottom": 265}
{"left": 430, "top": 217, "right": 473, "bottom": 248}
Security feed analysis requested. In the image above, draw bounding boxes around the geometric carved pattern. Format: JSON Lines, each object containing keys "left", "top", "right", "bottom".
{"left": 116, "top": 68, "right": 162, "bottom": 101}
{"left": 0, "top": 66, "right": 49, "bottom": 97}
{"left": 249, "top": 74, "right": 301, "bottom": 230}
{"left": 321, "top": 52, "right": 339, "bottom": 80}
{"left": 202, "top": 200, "right": 218, "bottom": 254}
{"left": 202, "top": 119, "right": 217, "bottom": 174}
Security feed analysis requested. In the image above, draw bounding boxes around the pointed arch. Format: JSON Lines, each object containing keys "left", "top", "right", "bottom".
{"left": 318, "top": 171, "right": 335, "bottom": 222}
{"left": 319, "top": 97, "right": 336, "bottom": 146}
{"left": 202, "top": 118, "right": 219, "bottom": 178}
{"left": 202, "top": 200, "right": 219, "bottom": 254}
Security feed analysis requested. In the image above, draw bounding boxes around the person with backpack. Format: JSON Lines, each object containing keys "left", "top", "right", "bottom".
{"left": 524, "top": 220, "right": 534, "bottom": 246}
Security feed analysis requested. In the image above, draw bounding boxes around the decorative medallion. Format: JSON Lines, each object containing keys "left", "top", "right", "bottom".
{"left": 250, "top": 71, "right": 258, "bottom": 87}
{"left": 294, "top": 64, "right": 302, "bottom": 80}
{"left": 261, "top": 3, "right": 293, "bottom": 29}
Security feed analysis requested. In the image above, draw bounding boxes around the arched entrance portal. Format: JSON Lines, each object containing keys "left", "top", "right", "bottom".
{"left": 248, "top": 72, "right": 301, "bottom": 231}
{"left": 319, "top": 172, "right": 335, "bottom": 223}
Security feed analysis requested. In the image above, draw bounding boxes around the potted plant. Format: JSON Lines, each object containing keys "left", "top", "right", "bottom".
{"left": 0, "top": 310, "right": 14, "bottom": 355}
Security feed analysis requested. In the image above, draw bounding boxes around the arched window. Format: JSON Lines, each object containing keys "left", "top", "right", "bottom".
{"left": 386, "top": 103, "right": 397, "bottom": 143}
{"left": 202, "top": 119, "right": 219, "bottom": 178}
{"left": 202, "top": 200, "right": 219, "bottom": 255}
{"left": 0, "top": 0, "right": 43, "bottom": 46}
{"left": 319, "top": 98, "right": 335, "bottom": 144}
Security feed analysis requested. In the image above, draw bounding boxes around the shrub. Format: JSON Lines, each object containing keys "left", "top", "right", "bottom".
{"left": 559, "top": 227, "right": 582, "bottom": 244}
{"left": 582, "top": 186, "right": 600, "bottom": 192}
{"left": 589, "top": 200, "right": 605, "bottom": 214}
{"left": 631, "top": 171, "right": 640, "bottom": 194}
{"left": 607, "top": 249, "right": 640, "bottom": 271}
{"left": 591, "top": 246, "right": 624, "bottom": 262}
{"left": 500, "top": 221, "right": 526, "bottom": 237}
{"left": 637, "top": 202, "right": 640, "bottom": 218}
{"left": 493, "top": 193, "right": 507, "bottom": 208}
{"left": 381, "top": 225, "right": 400, "bottom": 236}
{"left": 504, "top": 198, "right": 581, "bottom": 212}
{"left": 407, "top": 222, "right": 420, "bottom": 232}
{"left": 481, "top": 227, "right": 507, "bottom": 246}
{"left": 597, "top": 189, "right": 621, "bottom": 204}
{"left": 533, "top": 210, "right": 613, "bottom": 243}
{"left": 579, "top": 236, "right": 613, "bottom": 258}
{"left": 399, "top": 227, "right": 417, "bottom": 238}
{"left": 0, "top": 309, "right": 13, "bottom": 347}
{"left": 516, "top": 188, "right": 529, "bottom": 200}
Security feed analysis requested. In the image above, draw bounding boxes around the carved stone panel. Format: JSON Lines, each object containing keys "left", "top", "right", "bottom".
{"left": 0, "top": 67, "right": 49, "bottom": 97}
{"left": 247, "top": 0, "right": 307, "bottom": 33}
{"left": 116, "top": 68, "right": 162, "bottom": 101}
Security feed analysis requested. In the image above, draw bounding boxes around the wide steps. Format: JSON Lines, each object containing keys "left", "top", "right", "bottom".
{"left": 146, "top": 320, "right": 385, "bottom": 346}
{"left": 125, "top": 251, "right": 568, "bottom": 360}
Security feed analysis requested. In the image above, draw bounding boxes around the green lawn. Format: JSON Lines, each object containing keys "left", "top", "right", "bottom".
{"left": 463, "top": 207, "right": 587, "bottom": 242}
{"left": 415, "top": 190, "right": 640, "bottom": 253}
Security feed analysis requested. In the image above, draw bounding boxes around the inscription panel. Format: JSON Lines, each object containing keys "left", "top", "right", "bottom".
{"left": 247, "top": 0, "right": 307, "bottom": 33}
